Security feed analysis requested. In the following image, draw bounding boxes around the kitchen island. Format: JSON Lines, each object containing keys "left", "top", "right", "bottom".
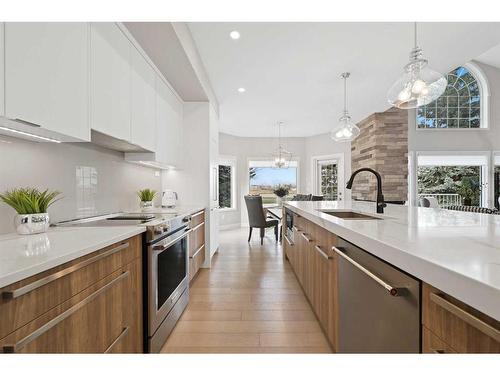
{"left": 283, "top": 200, "right": 500, "bottom": 353}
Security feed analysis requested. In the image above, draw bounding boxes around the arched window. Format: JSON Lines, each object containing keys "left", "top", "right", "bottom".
{"left": 416, "top": 64, "right": 488, "bottom": 129}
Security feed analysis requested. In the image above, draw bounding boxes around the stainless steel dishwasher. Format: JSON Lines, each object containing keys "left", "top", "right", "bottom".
{"left": 334, "top": 238, "right": 421, "bottom": 353}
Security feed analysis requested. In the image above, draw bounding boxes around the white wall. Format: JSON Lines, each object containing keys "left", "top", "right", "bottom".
{"left": 408, "top": 61, "right": 500, "bottom": 207}
{"left": 218, "top": 132, "right": 351, "bottom": 227}
{"left": 0, "top": 135, "right": 161, "bottom": 234}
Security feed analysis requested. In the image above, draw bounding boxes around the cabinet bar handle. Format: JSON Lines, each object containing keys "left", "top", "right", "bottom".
{"left": 191, "top": 222, "right": 205, "bottom": 231}
{"left": 284, "top": 236, "right": 294, "bottom": 246}
{"left": 191, "top": 211, "right": 204, "bottom": 218}
{"left": 2, "top": 242, "right": 129, "bottom": 300}
{"left": 430, "top": 293, "right": 500, "bottom": 342}
{"left": 2, "top": 271, "right": 129, "bottom": 353}
{"left": 190, "top": 244, "right": 205, "bottom": 259}
{"left": 300, "top": 232, "right": 312, "bottom": 242}
{"left": 332, "top": 246, "right": 405, "bottom": 297}
{"left": 292, "top": 226, "right": 300, "bottom": 232}
{"left": 13, "top": 118, "right": 42, "bottom": 128}
{"left": 314, "top": 245, "right": 332, "bottom": 260}
{"left": 104, "top": 326, "right": 130, "bottom": 353}
{"left": 432, "top": 349, "right": 445, "bottom": 354}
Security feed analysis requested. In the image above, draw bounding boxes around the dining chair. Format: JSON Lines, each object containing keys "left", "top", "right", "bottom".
{"left": 244, "top": 195, "right": 279, "bottom": 245}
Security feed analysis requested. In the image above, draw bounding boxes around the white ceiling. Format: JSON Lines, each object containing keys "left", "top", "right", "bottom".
{"left": 188, "top": 22, "right": 500, "bottom": 137}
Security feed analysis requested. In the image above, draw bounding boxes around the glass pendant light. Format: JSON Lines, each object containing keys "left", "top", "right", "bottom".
{"left": 331, "top": 72, "right": 360, "bottom": 142}
{"left": 387, "top": 22, "right": 447, "bottom": 109}
{"left": 273, "top": 122, "right": 292, "bottom": 169}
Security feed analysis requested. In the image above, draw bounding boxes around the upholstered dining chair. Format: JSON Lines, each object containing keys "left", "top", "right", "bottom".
{"left": 244, "top": 195, "right": 279, "bottom": 245}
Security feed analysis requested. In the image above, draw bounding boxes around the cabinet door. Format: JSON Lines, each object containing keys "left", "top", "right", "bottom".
{"left": 0, "top": 23, "right": 4, "bottom": 117}
{"left": 130, "top": 45, "right": 156, "bottom": 151}
{"left": 311, "top": 225, "right": 338, "bottom": 350}
{"left": 156, "top": 77, "right": 183, "bottom": 167}
{"left": 5, "top": 23, "right": 90, "bottom": 140}
{"left": 91, "top": 22, "right": 131, "bottom": 141}
{"left": 0, "top": 260, "right": 142, "bottom": 353}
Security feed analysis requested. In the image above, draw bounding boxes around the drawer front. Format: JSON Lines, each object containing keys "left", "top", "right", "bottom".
{"left": 0, "top": 234, "right": 141, "bottom": 340}
{"left": 189, "top": 244, "right": 205, "bottom": 281}
{"left": 422, "top": 327, "right": 456, "bottom": 354}
{"left": 422, "top": 283, "right": 500, "bottom": 353}
{"left": 0, "top": 259, "right": 142, "bottom": 353}
{"left": 189, "top": 221, "right": 205, "bottom": 257}
{"left": 190, "top": 210, "right": 205, "bottom": 228}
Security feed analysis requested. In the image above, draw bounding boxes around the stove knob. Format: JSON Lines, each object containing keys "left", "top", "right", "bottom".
{"left": 154, "top": 227, "right": 163, "bottom": 235}
{"left": 163, "top": 226, "right": 169, "bottom": 232}
{"left": 183, "top": 216, "right": 191, "bottom": 223}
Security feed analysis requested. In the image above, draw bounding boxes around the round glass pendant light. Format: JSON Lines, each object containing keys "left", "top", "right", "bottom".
{"left": 387, "top": 22, "right": 447, "bottom": 109}
{"left": 331, "top": 72, "right": 360, "bottom": 142}
{"left": 273, "top": 122, "right": 292, "bottom": 169}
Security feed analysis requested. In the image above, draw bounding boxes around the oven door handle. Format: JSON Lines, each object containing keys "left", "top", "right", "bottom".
{"left": 152, "top": 229, "right": 192, "bottom": 253}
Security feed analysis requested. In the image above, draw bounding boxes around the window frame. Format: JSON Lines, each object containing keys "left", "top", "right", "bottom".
{"left": 218, "top": 155, "right": 237, "bottom": 212}
{"left": 415, "top": 62, "right": 490, "bottom": 131}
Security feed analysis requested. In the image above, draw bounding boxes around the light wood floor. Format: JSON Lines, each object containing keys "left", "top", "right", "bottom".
{"left": 161, "top": 227, "right": 333, "bottom": 353}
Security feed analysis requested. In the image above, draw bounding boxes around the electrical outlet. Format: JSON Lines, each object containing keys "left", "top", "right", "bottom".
{"left": 154, "top": 171, "right": 160, "bottom": 177}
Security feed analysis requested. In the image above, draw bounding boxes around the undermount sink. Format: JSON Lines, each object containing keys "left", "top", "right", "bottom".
{"left": 319, "top": 210, "right": 382, "bottom": 220}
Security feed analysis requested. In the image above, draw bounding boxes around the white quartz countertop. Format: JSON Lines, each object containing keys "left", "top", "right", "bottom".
{"left": 284, "top": 200, "right": 500, "bottom": 321}
{"left": 0, "top": 225, "right": 146, "bottom": 289}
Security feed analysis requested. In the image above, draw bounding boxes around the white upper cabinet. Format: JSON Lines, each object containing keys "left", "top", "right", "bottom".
{"left": 155, "top": 78, "right": 183, "bottom": 167}
{"left": 4, "top": 23, "right": 90, "bottom": 141}
{"left": 130, "top": 45, "right": 156, "bottom": 151}
{"left": 90, "top": 23, "right": 131, "bottom": 142}
{"left": 0, "top": 23, "right": 4, "bottom": 117}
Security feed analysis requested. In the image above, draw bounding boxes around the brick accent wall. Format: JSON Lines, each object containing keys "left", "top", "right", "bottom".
{"left": 350, "top": 107, "right": 408, "bottom": 202}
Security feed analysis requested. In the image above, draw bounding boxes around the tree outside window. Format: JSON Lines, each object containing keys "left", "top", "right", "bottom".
{"left": 417, "top": 166, "right": 482, "bottom": 206}
{"left": 320, "top": 163, "right": 338, "bottom": 200}
{"left": 218, "top": 165, "right": 232, "bottom": 209}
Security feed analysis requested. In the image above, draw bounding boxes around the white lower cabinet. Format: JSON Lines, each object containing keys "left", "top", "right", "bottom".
{"left": 4, "top": 23, "right": 90, "bottom": 141}
{"left": 90, "top": 22, "right": 131, "bottom": 142}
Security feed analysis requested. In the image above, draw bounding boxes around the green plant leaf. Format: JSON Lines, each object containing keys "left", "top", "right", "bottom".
{"left": 0, "top": 188, "right": 62, "bottom": 214}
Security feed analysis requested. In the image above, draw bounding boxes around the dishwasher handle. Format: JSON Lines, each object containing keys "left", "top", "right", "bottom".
{"left": 333, "top": 246, "right": 406, "bottom": 297}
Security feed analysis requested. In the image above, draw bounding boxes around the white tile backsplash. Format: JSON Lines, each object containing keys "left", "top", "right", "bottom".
{"left": 0, "top": 134, "right": 161, "bottom": 234}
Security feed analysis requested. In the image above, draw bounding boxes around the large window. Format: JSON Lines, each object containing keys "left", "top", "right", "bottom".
{"left": 416, "top": 66, "right": 481, "bottom": 129}
{"left": 416, "top": 154, "right": 488, "bottom": 207}
{"left": 218, "top": 157, "right": 236, "bottom": 210}
{"left": 248, "top": 160, "right": 298, "bottom": 205}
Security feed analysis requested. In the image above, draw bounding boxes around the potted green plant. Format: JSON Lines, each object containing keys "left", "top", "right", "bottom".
{"left": 137, "top": 189, "right": 157, "bottom": 211}
{"left": 0, "top": 188, "right": 62, "bottom": 235}
{"left": 273, "top": 185, "right": 289, "bottom": 207}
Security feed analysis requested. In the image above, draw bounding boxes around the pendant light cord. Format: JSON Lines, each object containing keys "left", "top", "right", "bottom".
{"left": 341, "top": 72, "right": 350, "bottom": 116}
{"left": 414, "top": 21, "right": 417, "bottom": 49}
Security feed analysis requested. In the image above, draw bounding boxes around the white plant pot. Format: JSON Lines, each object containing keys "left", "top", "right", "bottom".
{"left": 276, "top": 197, "right": 283, "bottom": 207}
{"left": 14, "top": 213, "right": 50, "bottom": 235}
{"left": 140, "top": 201, "right": 154, "bottom": 212}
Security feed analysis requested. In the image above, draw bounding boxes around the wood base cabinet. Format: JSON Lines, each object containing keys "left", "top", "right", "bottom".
{"left": 422, "top": 283, "right": 500, "bottom": 353}
{"left": 189, "top": 210, "right": 206, "bottom": 282}
{"left": 0, "top": 235, "right": 142, "bottom": 353}
{"left": 284, "top": 213, "right": 338, "bottom": 351}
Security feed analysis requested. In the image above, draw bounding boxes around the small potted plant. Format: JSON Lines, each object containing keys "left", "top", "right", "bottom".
{"left": 137, "top": 189, "right": 157, "bottom": 211}
{"left": 0, "top": 188, "right": 62, "bottom": 235}
{"left": 273, "top": 185, "right": 289, "bottom": 207}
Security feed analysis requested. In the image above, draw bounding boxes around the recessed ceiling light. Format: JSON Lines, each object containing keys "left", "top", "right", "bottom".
{"left": 229, "top": 30, "right": 240, "bottom": 40}
{"left": 237, "top": 87, "right": 246, "bottom": 93}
